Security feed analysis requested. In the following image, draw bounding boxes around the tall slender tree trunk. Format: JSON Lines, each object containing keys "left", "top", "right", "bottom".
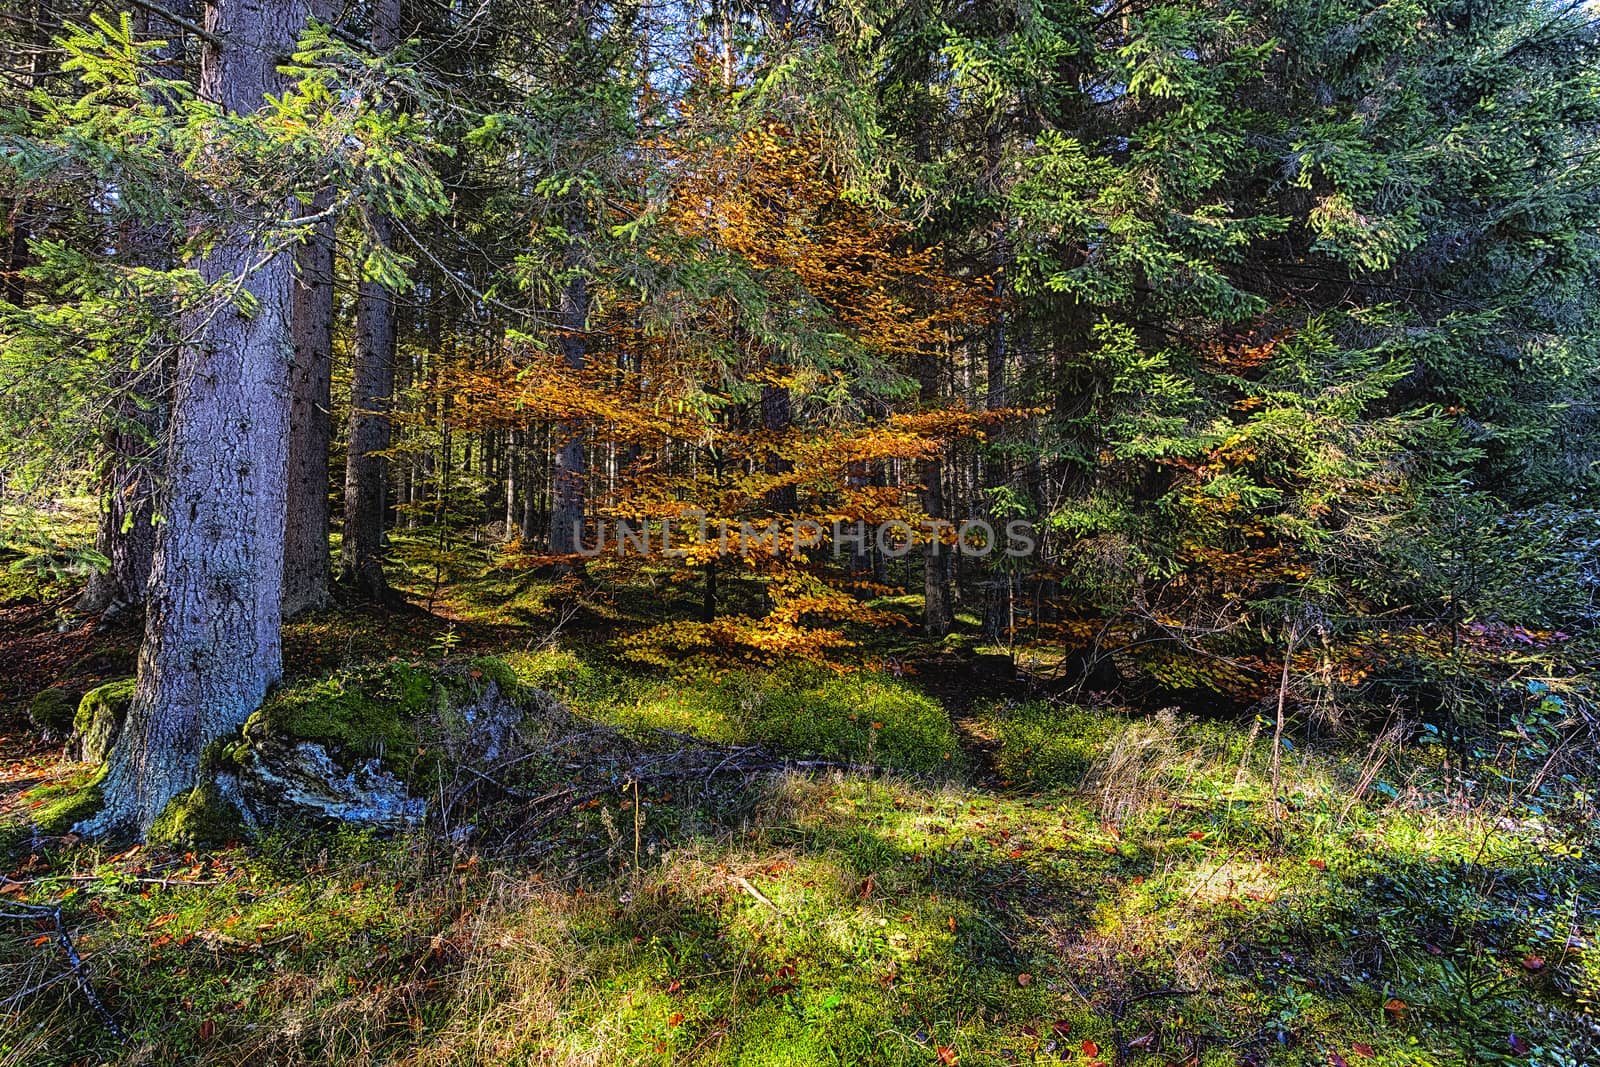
{"left": 283, "top": 184, "right": 335, "bottom": 615}
{"left": 77, "top": 2, "right": 185, "bottom": 617}
{"left": 549, "top": 210, "right": 589, "bottom": 556}
{"left": 86, "top": 0, "right": 306, "bottom": 838}
{"left": 340, "top": 0, "right": 402, "bottom": 600}
{"left": 1, "top": 0, "right": 48, "bottom": 308}
{"left": 982, "top": 124, "right": 1014, "bottom": 643}
{"left": 920, "top": 356, "right": 952, "bottom": 637}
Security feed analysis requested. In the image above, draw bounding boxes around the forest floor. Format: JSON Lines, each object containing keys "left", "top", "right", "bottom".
{"left": 0, "top": 530, "right": 1596, "bottom": 1066}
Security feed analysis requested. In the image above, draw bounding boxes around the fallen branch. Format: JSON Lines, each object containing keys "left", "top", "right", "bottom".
{"left": 0, "top": 900, "right": 121, "bottom": 1042}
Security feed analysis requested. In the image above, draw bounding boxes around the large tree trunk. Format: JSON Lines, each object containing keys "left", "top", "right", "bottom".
{"left": 85, "top": 0, "right": 306, "bottom": 838}
{"left": 283, "top": 184, "right": 335, "bottom": 616}
{"left": 339, "top": 0, "right": 402, "bottom": 600}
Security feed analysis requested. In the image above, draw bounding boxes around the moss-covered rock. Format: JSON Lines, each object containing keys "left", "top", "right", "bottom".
{"left": 76, "top": 678, "right": 135, "bottom": 764}
{"left": 147, "top": 784, "right": 244, "bottom": 847}
{"left": 210, "top": 659, "right": 556, "bottom": 832}
{"left": 29, "top": 766, "right": 105, "bottom": 834}
{"left": 243, "top": 663, "right": 437, "bottom": 777}
{"left": 28, "top": 686, "right": 79, "bottom": 742}
{"left": 465, "top": 655, "right": 523, "bottom": 696}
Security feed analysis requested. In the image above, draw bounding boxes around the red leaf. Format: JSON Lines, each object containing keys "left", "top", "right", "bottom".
{"left": 1308, "top": 859, "right": 1327, "bottom": 871}
{"left": 1521, "top": 955, "right": 1545, "bottom": 972}
{"left": 1082, "top": 1040, "right": 1100, "bottom": 1057}
{"left": 668, "top": 1012, "right": 684, "bottom": 1027}
{"left": 199, "top": 1019, "right": 215, "bottom": 1041}
{"left": 1328, "top": 1054, "right": 1348, "bottom": 1067}
{"left": 1051, "top": 1020, "right": 1072, "bottom": 1036}
{"left": 936, "top": 1046, "right": 959, "bottom": 1065}
{"left": 1351, "top": 1044, "right": 1375, "bottom": 1059}
{"left": 1508, "top": 1033, "right": 1531, "bottom": 1056}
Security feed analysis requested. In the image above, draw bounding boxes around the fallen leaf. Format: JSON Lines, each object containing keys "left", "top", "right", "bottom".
{"left": 1017, "top": 973, "right": 1033, "bottom": 987}
{"left": 1051, "top": 1020, "right": 1072, "bottom": 1036}
{"left": 199, "top": 1019, "right": 215, "bottom": 1040}
{"left": 1521, "top": 955, "right": 1545, "bottom": 972}
{"left": 1328, "top": 1054, "right": 1347, "bottom": 1067}
{"left": 1351, "top": 1044, "right": 1375, "bottom": 1059}
{"left": 1083, "top": 1040, "right": 1100, "bottom": 1057}
{"left": 1383, "top": 997, "right": 1408, "bottom": 1020}
{"left": 936, "top": 1046, "right": 959, "bottom": 1065}
{"left": 1508, "top": 1033, "right": 1531, "bottom": 1056}
{"left": 1308, "top": 859, "right": 1327, "bottom": 870}
{"left": 668, "top": 1012, "right": 684, "bottom": 1027}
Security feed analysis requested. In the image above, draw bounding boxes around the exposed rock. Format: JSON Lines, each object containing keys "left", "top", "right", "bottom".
{"left": 75, "top": 678, "right": 135, "bottom": 764}
{"left": 213, "top": 738, "right": 425, "bottom": 831}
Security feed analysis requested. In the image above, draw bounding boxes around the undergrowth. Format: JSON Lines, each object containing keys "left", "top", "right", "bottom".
{"left": 2, "top": 660, "right": 1596, "bottom": 1066}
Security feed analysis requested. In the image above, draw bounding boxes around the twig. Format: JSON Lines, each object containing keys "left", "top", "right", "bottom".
{"left": 730, "top": 875, "right": 784, "bottom": 923}
{"left": 123, "top": 0, "right": 220, "bottom": 46}
{"left": 1, "top": 901, "right": 122, "bottom": 1041}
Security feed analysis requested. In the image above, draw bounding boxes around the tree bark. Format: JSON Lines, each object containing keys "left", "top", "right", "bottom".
{"left": 548, "top": 211, "right": 589, "bottom": 556}
{"left": 85, "top": 0, "right": 306, "bottom": 838}
{"left": 76, "top": 2, "right": 187, "bottom": 617}
{"left": 339, "top": 0, "right": 402, "bottom": 600}
{"left": 283, "top": 184, "right": 335, "bottom": 616}
{"left": 919, "top": 357, "right": 952, "bottom": 637}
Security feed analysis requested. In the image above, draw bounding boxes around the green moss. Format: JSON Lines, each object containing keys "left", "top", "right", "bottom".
{"left": 981, "top": 701, "right": 1119, "bottom": 787}
{"left": 28, "top": 686, "right": 78, "bottom": 737}
{"left": 601, "top": 664, "right": 964, "bottom": 774}
{"left": 76, "top": 678, "right": 135, "bottom": 764}
{"left": 147, "top": 785, "right": 244, "bottom": 847}
{"left": 501, "top": 648, "right": 608, "bottom": 700}
{"left": 249, "top": 664, "right": 432, "bottom": 751}
{"left": 464, "top": 655, "right": 522, "bottom": 695}
{"left": 28, "top": 765, "right": 105, "bottom": 833}
{"left": 244, "top": 662, "right": 444, "bottom": 787}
